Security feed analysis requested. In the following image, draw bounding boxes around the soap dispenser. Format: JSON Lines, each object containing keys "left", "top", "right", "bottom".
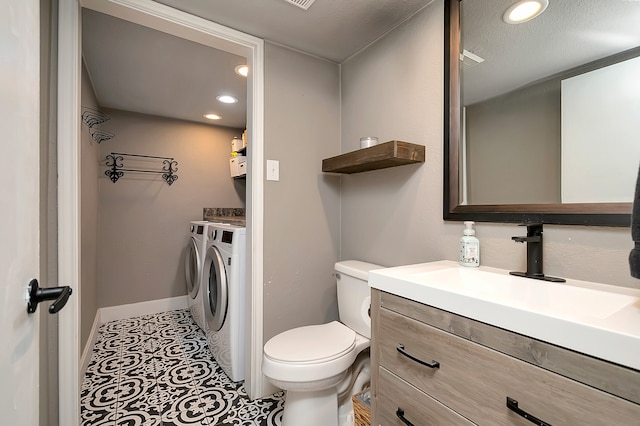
{"left": 459, "top": 221, "right": 480, "bottom": 267}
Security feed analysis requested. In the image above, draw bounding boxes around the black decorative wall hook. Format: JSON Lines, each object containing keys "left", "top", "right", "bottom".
{"left": 105, "top": 152, "right": 179, "bottom": 186}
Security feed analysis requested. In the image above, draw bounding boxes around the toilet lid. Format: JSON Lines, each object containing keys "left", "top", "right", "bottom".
{"left": 264, "top": 321, "right": 356, "bottom": 363}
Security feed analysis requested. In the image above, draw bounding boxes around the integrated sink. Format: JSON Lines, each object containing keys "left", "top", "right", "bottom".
{"left": 369, "top": 260, "right": 640, "bottom": 370}
{"left": 410, "top": 267, "right": 636, "bottom": 320}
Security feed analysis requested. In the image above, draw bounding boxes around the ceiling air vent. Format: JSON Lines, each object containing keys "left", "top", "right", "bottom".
{"left": 460, "top": 49, "right": 485, "bottom": 70}
{"left": 282, "top": 0, "right": 316, "bottom": 10}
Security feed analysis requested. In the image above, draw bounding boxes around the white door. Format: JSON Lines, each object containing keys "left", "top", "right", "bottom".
{"left": 0, "top": 0, "right": 44, "bottom": 423}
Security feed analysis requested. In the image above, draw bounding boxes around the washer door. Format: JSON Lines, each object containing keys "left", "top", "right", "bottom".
{"left": 184, "top": 237, "right": 200, "bottom": 299}
{"left": 204, "top": 245, "right": 228, "bottom": 332}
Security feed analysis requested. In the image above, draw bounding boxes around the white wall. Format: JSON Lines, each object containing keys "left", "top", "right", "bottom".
{"left": 97, "top": 109, "right": 245, "bottom": 308}
{"left": 262, "top": 42, "right": 341, "bottom": 343}
{"left": 340, "top": 1, "right": 639, "bottom": 289}
{"left": 561, "top": 55, "right": 640, "bottom": 203}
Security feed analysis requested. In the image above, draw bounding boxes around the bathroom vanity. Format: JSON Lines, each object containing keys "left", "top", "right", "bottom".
{"left": 369, "top": 261, "right": 640, "bottom": 425}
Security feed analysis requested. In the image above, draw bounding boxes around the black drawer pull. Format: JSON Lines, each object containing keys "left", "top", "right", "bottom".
{"left": 396, "top": 408, "right": 415, "bottom": 426}
{"left": 506, "top": 397, "right": 552, "bottom": 426}
{"left": 397, "top": 344, "right": 440, "bottom": 368}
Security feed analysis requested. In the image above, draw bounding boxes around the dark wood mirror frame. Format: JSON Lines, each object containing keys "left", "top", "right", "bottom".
{"left": 443, "top": 0, "right": 632, "bottom": 227}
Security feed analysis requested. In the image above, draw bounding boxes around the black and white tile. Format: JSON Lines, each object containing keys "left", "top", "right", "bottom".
{"left": 81, "top": 309, "right": 284, "bottom": 426}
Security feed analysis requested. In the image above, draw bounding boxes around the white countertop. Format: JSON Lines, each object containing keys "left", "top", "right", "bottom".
{"left": 369, "top": 260, "right": 640, "bottom": 370}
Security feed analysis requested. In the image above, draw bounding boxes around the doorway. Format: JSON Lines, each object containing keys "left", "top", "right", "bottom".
{"left": 58, "top": 2, "right": 268, "bottom": 422}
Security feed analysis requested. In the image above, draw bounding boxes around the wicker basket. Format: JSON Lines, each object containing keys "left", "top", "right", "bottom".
{"left": 352, "top": 387, "right": 371, "bottom": 426}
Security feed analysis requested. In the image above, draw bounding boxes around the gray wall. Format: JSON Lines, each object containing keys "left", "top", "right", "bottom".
{"left": 40, "top": 0, "right": 59, "bottom": 423}
{"left": 262, "top": 42, "right": 341, "bottom": 343}
{"left": 97, "top": 109, "right": 245, "bottom": 308}
{"left": 80, "top": 64, "right": 100, "bottom": 349}
{"left": 77, "top": 0, "right": 638, "bottom": 364}
{"left": 340, "top": 1, "right": 639, "bottom": 289}
{"left": 340, "top": 0, "right": 445, "bottom": 268}
{"left": 465, "top": 79, "right": 561, "bottom": 204}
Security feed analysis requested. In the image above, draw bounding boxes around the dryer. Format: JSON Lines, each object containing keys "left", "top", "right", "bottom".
{"left": 203, "top": 223, "right": 247, "bottom": 382}
{"left": 184, "top": 220, "right": 209, "bottom": 331}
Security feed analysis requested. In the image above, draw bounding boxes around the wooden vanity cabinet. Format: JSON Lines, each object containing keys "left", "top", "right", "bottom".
{"left": 370, "top": 289, "right": 640, "bottom": 426}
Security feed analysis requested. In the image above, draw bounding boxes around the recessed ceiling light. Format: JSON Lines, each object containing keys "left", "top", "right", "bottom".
{"left": 503, "top": 0, "right": 549, "bottom": 24}
{"left": 216, "top": 95, "right": 238, "bottom": 104}
{"left": 235, "top": 65, "right": 248, "bottom": 77}
{"left": 204, "top": 113, "right": 221, "bottom": 120}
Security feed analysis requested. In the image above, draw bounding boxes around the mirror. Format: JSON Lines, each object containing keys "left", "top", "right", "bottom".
{"left": 444, "top": 0, "right": 639, "bottom": 226}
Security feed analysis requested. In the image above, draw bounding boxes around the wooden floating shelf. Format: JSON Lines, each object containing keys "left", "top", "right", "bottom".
{"left": 322, "top": 140, "right": 425, "bottom": 174}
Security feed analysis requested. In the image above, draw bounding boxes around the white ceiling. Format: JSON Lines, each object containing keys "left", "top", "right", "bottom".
{"left": 152, "top": 0, "right": 436, "bottom": 63}
{"left": 82, "top": 0, "right": 434, "bottom": 129}
{"left": 82, "top": 9, "right": 249, "bottom": 128}
{"left": 82, "top": 0, "right": 640, "bottom": 127}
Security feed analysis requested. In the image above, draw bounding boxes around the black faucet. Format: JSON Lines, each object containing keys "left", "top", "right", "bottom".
{"left": 509, "top": 224, "right": 565, "bottom": 283}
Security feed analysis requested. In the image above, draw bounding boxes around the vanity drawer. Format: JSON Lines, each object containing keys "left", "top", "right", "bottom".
{"left": 379, "top": 290, "right": 640, "bottom": 404}
{"left": 377, "top": 367, "right": 475, "bottom": 426}
{"left": 378, "top": 307, "right": 640, "bottom": 425}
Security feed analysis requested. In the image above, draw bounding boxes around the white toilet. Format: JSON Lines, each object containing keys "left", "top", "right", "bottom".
{"left": 262, "top": 260, "right": 382, "bottom": 426}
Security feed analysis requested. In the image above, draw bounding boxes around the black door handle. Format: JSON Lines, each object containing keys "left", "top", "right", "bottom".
{"left": 27, "top": 279, "right": 72, "bottom": 314}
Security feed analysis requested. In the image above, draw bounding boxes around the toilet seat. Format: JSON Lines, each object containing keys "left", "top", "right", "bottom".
{"left": 262, "top": 321, "right": 361, "bottom": 384}
{"left": 264, "top": 321, "right": 356, "bottom": 364}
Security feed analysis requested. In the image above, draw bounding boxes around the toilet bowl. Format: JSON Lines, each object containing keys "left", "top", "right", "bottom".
{"left": 262, "top": 260, "right": 382, "bottom": 426}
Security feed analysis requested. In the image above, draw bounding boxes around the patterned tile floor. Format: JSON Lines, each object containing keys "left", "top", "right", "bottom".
{"left": 81, "top": 309, "right": 284, "bottom": 426}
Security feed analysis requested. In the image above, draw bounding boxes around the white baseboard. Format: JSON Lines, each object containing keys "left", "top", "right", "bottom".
{"left": 80, "top": 310, "right": 102, "bottom": 378}
{"left": 80, "top": 295, "right": 189, "bottom": 378}
{"left": 99, "top": 295, "right": 188, "bottom": 324}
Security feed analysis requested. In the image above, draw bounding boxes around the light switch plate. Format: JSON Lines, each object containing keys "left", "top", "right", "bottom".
{"left": 266, "top": 159, "right": 279, "bottom": 181}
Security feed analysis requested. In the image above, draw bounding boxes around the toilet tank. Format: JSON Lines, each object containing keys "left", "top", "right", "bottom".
{"left": 335, "top": 260, "right": 384, "bottom": 339}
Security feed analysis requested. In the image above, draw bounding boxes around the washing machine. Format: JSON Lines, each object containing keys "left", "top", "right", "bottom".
{"left": 184, "top": 220, "right": 209, "bottom": 331}
{"left": 203, "top": 223, "right": 247, "bottom": 382}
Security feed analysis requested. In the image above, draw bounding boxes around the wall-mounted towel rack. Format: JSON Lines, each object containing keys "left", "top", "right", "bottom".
{"left": 81, "top": 107, "right": 109, "bottom": 127}
{"left": 81, "top": 106, "right": 115, "bottom": 143}
{"left": 90, "top": 128, "right": 115, "bottom": 143}
{"left": 105, "top": 152, "right": 178, "bottom": 186}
